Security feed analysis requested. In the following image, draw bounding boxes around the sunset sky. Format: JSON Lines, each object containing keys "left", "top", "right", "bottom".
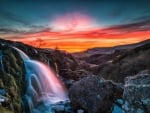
{"left": 0, "top": 0, "right": 150, "bottom": 52}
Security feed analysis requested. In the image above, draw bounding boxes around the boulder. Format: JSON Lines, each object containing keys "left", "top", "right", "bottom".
{"left": 122, "top": 70, "right": 150, "bottom": 113}
{"left": 68, "top": 76, "right": 123, "bottom": 113}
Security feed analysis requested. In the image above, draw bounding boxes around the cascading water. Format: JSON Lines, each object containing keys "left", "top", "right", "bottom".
{"left": 12, "top": 47, "right": 68, "bottom": 113}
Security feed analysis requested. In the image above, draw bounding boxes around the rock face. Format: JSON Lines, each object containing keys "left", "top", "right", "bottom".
{"left": 122, "top": 70, "right": 150, "bottom": 113}
{"left": 68, "top": 76, "right": 123, "bottom": 113}
{"left": 0, "top": 39, "right": 77, "bottom": 113}
{"left": 0, "top": 46, "right": 25, "bottom": 113}
{"left": 0, "top": 39, "right": 85, "bottom": 113}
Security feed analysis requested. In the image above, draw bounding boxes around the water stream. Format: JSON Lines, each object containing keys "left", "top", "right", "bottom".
{"left": 12, "top": 47, "right": 68, "bottom": 113}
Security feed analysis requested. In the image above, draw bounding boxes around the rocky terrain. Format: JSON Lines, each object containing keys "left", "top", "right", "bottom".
{"left": 0, "top": 38, "right": 88, "bottom": 113}
{"left": 74, "top": 39, "right": 150, "bottom": 82}
{"left": 0, "top": 38, "right": 150, "bottom": 113}
{"left": 69, "top": 76, "right": 123, "bottom": 113}
{"left": 122, "top": 70, "right": 150, "bottom": 113}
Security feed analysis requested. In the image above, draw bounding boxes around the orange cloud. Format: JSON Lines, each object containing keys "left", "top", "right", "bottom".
{"left": 14, "top": 29, "right": 150, "bottom": 53}
{"left": 2, "top": 18, "right": 150, "bottom": 52}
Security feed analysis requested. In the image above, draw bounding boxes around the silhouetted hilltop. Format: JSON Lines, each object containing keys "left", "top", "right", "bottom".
{"left": 73, "top": 39, "right": 150, "bottom": 82}
{"left": 73, "top": 39, "right": 150, "bottom": 58}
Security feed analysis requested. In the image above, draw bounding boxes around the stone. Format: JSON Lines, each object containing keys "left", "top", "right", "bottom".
{"left": 112, "top": 99, "right": 123, "bottom": 113}
{"left": 0, "top": 79, "right": 4, "bottom": 88}
{"left": 51, "top": 100, "right": 74, "bottom": 113}
{"left": 69, "top": 76, "right": 123, "bottom": 113}
{"left": 122, "top": 70, "right": 150, "bottom": 113}
{"left": 77, "top": 109, "right": 84, "bottom": 113}
{"left": 0, "top": 89, "right": 6, "bottom": 95}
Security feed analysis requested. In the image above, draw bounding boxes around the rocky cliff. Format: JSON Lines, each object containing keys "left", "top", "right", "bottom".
{"left": 0, "top": 39, "right": 80, "bottom": 113}
{"left": 122, "top": 70, "right": 150, "bottom": 113}
{"left": 0, "top": 39, "right": 150, "bottom": 113}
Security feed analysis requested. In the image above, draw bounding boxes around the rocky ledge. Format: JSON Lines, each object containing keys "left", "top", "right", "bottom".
{"left": 122, "top": 70, "right": 150, "bottom": 113}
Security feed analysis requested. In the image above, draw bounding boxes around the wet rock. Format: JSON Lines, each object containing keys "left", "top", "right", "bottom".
{"left": 27, "top": 99, "right": 73, "bottom": 113}
{"left": 62, "top": 78, "right": 75, "bottom": 89}
{"left": 122, "top": 70, "right": 150, "bottom": 113}
{"left": 0, "top": 95, "right": 8, "bottom": 103}
{"left": 0, "top": 46, "right": 24, "bottom": 113}
{"left": 77, "top": 109, "right": 84, "bottom": 113}
{"left": 51, "top": 100, "right": 74, "bottom": 113}
{"left": 0, "top": 89, "right": 5, "bottom": 95}
{"left": 69, "top": 76, "right": 123, "bottom": 113}
{"left": 0, "top": 94, "right": 10, "bottom": 107}
{"left": 0, "top": 39, "right": 61, "bottom": 113}
{"left": 112, "top": 99, "right": 123, "bottom": 113}
{"left": 0, "top": 79, "right": 4, "bottom": 88}
{"left": 32, "top": 102, "right": 54, "bottom": 113}
{"left": 31, "top": 100, "right": 74, "bottom": 113}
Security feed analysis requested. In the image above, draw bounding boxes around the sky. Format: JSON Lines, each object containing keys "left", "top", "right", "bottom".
{"left": 0, "top": 0, "right": 150, "bottom": 52}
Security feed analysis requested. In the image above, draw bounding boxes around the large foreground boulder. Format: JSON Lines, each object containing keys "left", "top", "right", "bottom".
{"left": 122, "top": 70, "right": 150, "bottom": 113}
{"left": 68, "top": 76, "right": 123, "bottom": 113}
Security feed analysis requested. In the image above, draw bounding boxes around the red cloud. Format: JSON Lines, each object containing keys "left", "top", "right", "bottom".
{"left": 2, "top": 18, "right": 150, "bottom": 52}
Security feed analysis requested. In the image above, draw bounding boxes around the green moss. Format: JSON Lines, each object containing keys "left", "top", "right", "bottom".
{"left": 0, "top": 107, "right": 13, "bottom": 113}
{"left": 0, "top": 47, "right": 25, "bottom": 113}
{"left": 0, "top": 78, "right": 4, "bottom": 88}
{"left": 0, "top": 44, "right": 64, "bottom": 113}
{"left": 14, "top": 102, "right": 21, "bottom": 113}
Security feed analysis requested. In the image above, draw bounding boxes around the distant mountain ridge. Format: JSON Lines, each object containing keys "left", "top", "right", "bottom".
{"left": 73, "top": 39, "right": 150, "bottom": 58}
{"left": 72, "top": 38, "right": 150, "bottom": 82}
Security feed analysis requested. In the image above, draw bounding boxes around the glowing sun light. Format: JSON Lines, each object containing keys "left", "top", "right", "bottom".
{"left": 51, "top": 13, "right": 98, "bottom": 32}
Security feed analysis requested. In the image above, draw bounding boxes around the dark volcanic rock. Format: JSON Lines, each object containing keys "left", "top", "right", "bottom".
{"left": 68, "top": 76, "right": 123, "bottom": 113}
{"left": 122, "top": 70, "right": 150, "bottom": 113}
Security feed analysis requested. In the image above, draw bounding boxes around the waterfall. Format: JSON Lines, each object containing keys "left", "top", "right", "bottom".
{"left": 12, "top": 47, "right": 68, "bottom": 113}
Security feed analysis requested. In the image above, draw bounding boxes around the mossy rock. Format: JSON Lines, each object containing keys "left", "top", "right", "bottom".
{"left": 0, "top": 78, "right": 4, "bottom": 88}
{"left": 0, "top": 40, "right": 68, "bottom": 113}
{"left": 13, "top": 102, "right": 21, "bottom": 113}
{"left": 0, "top": 46, "right": 25, "bottom": 113}
{"left": 0, "top": 107, "right": 13, "bottom": 113}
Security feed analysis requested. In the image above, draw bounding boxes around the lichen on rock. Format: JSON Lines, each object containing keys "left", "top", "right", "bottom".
{"left": 122, "top": 70, "right": 150, "bottom": 113}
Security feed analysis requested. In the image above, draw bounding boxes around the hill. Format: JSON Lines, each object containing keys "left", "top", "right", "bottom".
{"left": 73, "top": 39, "right": 150, "bottom": 82}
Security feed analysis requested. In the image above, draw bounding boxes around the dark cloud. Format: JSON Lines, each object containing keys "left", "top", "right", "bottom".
{"left": 0, "top": 8, "right": 51, "bottom": 34}
{"left": 29, "top": 25, "right": 51, "bottom": 32}
{"left": 130, "top": 14, "right": 150, "bottom": 22}
{"left": 0, "top": 26, "right": 51, "bottom": 35}
{"left": 0, "top": 28, "right": 21, "bottom": 34}
{"left": 105, "top": 19, "right": 150, "bottom": 33}
{"left": 0, "top": 10, "right": 30, "bottom": 26}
